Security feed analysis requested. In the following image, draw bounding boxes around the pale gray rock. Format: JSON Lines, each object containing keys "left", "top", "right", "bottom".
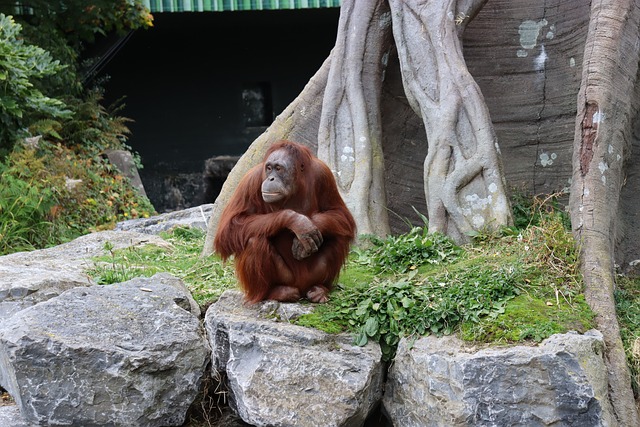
{"left": 384, "top": 331, "right": 615, "bottom": 427}
{"left": 115, "top": 204, "right": 213, "bottom": 235}
{"left": 0, "top": 405, "right": 33, "bottom": 427}
{"left": 142, "top": 272, "right": 202, "bottom": 318}
{"left": 205, "top": 290, "right": 384, "bottom": 427}
{"left": 0, "top": 231, "right": 171, "bottom": 318}
{"left": 0, "top": 274, "right": 209, "bottom": 427}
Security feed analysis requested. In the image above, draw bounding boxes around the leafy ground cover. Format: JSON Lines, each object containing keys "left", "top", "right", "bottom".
{"left": 297, "top": 209, "right": 594, "bottom": 361}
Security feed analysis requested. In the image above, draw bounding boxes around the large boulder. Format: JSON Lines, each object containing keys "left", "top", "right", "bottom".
{"left": 384, "top": 331, "right": 615, "bottom": 426}
{"left": 0, "top": 231, "right": 171, "bottom": 319}
{"left": 0, "top": 274, "right": 209, "bottom": 427}
{"left": 205, "top": 290, "right": 384, "bottom": 427}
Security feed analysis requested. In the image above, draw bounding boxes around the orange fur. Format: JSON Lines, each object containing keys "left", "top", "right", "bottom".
{"left": 214, "top": 140, "right": 356, "bottom": 303}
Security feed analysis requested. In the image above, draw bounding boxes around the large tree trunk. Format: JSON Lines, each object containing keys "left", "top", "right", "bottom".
{"left": 317, "top": 0, "right": 392, "bottom": 237}
{"left": 388, "top": 0, "right": 513, "bottom": 243}
{"left": 570, "top": 0, "right": 640, "bottom": 424}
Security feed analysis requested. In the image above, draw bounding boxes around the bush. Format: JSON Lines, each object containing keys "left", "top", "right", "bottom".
{"left": 0, "top": 155, "right": 56, "bottom": 253}
{"left": 357, "top": 227, "right": 463, "bottom": 274}
{"left": 0, "top": 14, "right": 71, "bottom": 153}
{"left": 0, "top": 141, "right": 155, "bottom": 255}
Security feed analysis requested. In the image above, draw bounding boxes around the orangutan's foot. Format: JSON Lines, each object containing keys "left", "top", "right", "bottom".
{"left": 267, "top": 286, "right": 301, "bottom": 302}
{"left": 306, "top": 285, "right": 330, "bottom": 303}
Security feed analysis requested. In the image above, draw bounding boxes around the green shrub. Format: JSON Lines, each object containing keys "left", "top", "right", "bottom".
{"left": 0, "top": 141, "right": 155, "bottom": 255}
{"left": 0, "top": 158, "right": 56, "bottom": 253}
{"left": 0, "top": 14, "right": 71, "bottom": 153}
{"left": 339, "top": 266, "right": 522, "bottom": 360}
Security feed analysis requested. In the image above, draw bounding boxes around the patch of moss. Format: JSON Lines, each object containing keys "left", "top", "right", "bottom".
{"left": 459, "top": 294, "right": 595, "bottom": 343}
{"left": 295, "top": 311, "right": 345, "bottom": 334}
{"left": 338, "top": 259, "right": 377, "bottom": 288}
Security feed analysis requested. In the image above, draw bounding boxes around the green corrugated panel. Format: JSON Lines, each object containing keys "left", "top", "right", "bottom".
{"left": 142, "top": 0, "right": 340, "bottom": 12}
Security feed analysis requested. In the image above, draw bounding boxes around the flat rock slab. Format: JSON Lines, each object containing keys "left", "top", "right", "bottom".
{"left": 0, "top": 274, "right": 209, "bottom": 427}
{"left": 205, "top": 290, "right": 384, "bottom": 427}
{"left": 0, "top": 231, "right": 171, "bottom": 319}
{"left": 384, "top": 331, "right": 615, "bottom": 426}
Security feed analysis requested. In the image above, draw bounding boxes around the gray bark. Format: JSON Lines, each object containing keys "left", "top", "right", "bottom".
{"left": 569, "top": 0, "right": 640, "bottom": 424}
{"left": 388, "top": 0, "right": 513, "bottom": 243}
{"left": 317, "top": 0, "right": 392, "bottom": 237}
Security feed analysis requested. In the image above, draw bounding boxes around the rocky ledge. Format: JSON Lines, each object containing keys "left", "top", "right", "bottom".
{"left": 0, "top": 206, "right": 617, "bottom": 426}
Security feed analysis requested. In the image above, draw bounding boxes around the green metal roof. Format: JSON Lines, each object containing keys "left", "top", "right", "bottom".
{"left": 142, "top": 0, "right": 341, "bottom": 12}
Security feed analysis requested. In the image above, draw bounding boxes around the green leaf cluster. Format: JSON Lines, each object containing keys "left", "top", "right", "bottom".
{"left": 329, "top": 266, "right": 522, "bottom": 361}
{"left": 0, "top": 14, "right": 72, "bottom": 151}
{"left": 357, "top": 226, "right": 463, "bottom": 274}
{"left": 0, "top": 159, "right": 56, "bottom": 252}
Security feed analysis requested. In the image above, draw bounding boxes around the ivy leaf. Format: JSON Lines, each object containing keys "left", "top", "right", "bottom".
{"left": 364, "top": 317, "right": 379, "bottom": 337}
{"left": 354, "top": 331, "right": 368, "bottom": 347}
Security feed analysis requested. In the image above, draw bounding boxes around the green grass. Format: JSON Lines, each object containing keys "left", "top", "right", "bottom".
{"left": 88, "top": 227, "right": 236, "bottom": 305}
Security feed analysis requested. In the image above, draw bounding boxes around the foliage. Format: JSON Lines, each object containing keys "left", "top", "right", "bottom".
{"left": 0, "top": 1, "right": 153, "bottom": 153}
{"left": 357, "top": 226, "right": 463, "bottom": 274}
{"left": 0, "top": 152, "right": 56, "bottom": 253}
{"left": 0, "top": 140, "right": 155, "bottom": 255}
{"left": 329, "top": 266, "right": 522, "bottom": 361}
{"left": 297, "top": 200, "right": 592, "bottom": 362}
{"left": 0, "top": 14, "right": 71, "bottom": 152}
{"left": 58, "top": 89, "right": 136, "bottom": 153}
{"left": 88, "top": 227, "right": 236, "bottom": 305}
{"left": 0, "top": 0, "right": 155, "bottom": 254}
{"left": 3, "top": 1, "right": 153, "bottom": 46}
{"left": 615, "top": 276, "right": 640, "bottom": 397}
